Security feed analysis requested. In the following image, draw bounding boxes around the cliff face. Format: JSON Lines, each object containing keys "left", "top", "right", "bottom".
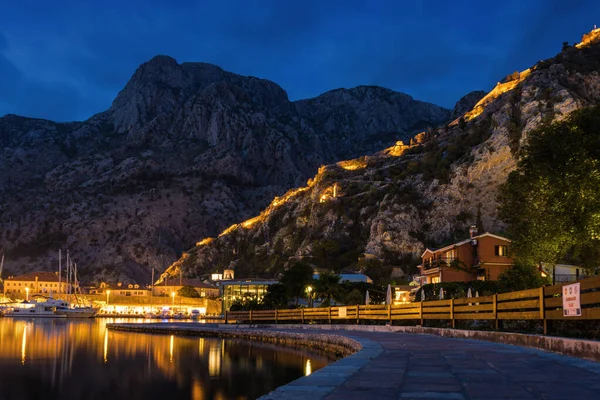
{"left": 161, "top": 34, "right": 600, "bottom": 282}
{"left": 0, "top": 56, "right": 449, "bottom": 283}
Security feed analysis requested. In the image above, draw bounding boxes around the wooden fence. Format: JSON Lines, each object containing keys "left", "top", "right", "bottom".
{"left": 225, "top": 276, "right": 600, "bottom": 334}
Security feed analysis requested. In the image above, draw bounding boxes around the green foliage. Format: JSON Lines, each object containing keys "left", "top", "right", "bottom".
{"left": 229, "top": 298, "right": 264, "bottom": 311}
{"left": 497, "top": 262, "right": 549, "bottom": 292}
{"left": 280, "top": 261, "right": 314, "bottom": 304}
{"left": 313, "top": 271, "right": 343, "bottom": 306}
{"left": 357, "top": 257, "right": 394, "bottom": 284}
{"left": 261, "top": 283, "right": 288, "bottom": 309}
{"left": 498, "top": 105, "right": 600, "bottom": 269}
{"left": 177, "top": 285, "right": 200, "bottom": 298}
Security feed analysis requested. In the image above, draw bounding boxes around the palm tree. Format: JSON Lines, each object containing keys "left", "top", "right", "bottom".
{"left": 314, "top": 272, "right": 342, "bottom": 307}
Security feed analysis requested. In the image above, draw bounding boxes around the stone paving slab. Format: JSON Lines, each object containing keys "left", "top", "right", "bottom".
{"left": 108, "top": 323, "right": 600, "bottom": 400}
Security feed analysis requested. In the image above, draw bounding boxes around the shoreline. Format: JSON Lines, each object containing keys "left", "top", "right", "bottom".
{"left": 107, "top": 322, "right": 600, "bottom": 399}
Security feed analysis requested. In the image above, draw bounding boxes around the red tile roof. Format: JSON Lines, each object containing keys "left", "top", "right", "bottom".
{"left": 6, "top": 271, "right": 60, "bottom": 282}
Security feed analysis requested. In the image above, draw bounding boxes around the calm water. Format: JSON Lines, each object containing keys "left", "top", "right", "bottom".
{"left": 0, "top": 318, "right": 333, "bottom": 400}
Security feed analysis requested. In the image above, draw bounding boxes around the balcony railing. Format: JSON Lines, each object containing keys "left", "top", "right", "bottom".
{"left": 423, "top": 256, "right": 457, "bottom": 270}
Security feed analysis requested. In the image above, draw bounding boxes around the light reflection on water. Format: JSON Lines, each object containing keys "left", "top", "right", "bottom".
{"left": 0, "top": 318, "right": 333, "bottom": 400}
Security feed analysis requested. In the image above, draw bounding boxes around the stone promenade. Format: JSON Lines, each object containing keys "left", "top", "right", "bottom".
{"left": 108, "top": 323, "right": 600, "bottom": 400}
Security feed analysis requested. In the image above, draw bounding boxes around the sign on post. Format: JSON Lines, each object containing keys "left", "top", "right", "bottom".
{"left": 563, "top": 282, "right": 581, "bottom": 317}
{"left": 338, "top": 307, "right": 347, "bottom": 318}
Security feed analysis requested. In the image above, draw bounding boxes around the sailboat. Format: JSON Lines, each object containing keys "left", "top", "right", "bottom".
{"left": 53, "top": 250, "right": 98, "bottom": 318}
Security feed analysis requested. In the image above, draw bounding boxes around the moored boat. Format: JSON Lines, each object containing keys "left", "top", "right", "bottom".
{"left": 4, "top": 299, "right": 67, "bottom": 318}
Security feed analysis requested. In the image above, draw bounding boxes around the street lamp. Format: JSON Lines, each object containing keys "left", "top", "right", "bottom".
{"left": 171, "top": 291, "right": 176, "bottom": 306}
{"left": 106, "top": 290, "right": 111, "bottom": 305}
{"left": 25, "top": 287, "right": 29, "bottom": 302}
{"left": 305, "top": 286, "right": 313, "bottom": 308}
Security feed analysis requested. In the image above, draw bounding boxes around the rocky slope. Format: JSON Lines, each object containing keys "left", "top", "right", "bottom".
{"left": 160, "top": 31, "right": 600, "bottom": 283}
{"left": 0, "top": 57, "right": 450, "bottom": 283}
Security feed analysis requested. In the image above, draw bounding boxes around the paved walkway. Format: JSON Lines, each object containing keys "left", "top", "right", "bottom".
{"left": 109, "top": 324, "right": 600, "bottom": 400}
{"left": 297, "top": 330, "right": 600, "bottom": 400}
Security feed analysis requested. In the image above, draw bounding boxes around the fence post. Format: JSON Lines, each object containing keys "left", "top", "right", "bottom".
{"left": 328, "top": 306, "right": 332, "bottom": 324}
{"left": 493, "top": 294, "right": 498, "bottom": 331}
{"left": 420, "top": 301, "right": 423, "bottom": 326}
{"left": 450, "top": 299, "right": 455, "bottom": 328}
{"left": 249, "top": 310, "right": 253, "bottom": 324}
{"left": 275, "top": 309, "right": 278, "bottom": 325}
{"left": 356, "top": 305, "right": 360, "bottom": 325}
{"left": 539, "top": 287, "right": 547, "bottom": 335}
{"left": 301, "top": 308, "right": 305, "bottom": 324}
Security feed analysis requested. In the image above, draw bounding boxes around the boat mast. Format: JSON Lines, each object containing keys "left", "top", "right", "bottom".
{"left": 73, "top": 262, "right": 80, "bottom": 306}
{"left": 66, "top": 250, "right": 70, "bottom": 296}
{"left": 58, "top": 249, "right": 62, "bottom": 295}
{"left": 0, "top": 254, "right": 4, "bottom": 285}
{"left": 151, "top": 267, "right": 154, "bottom": 313}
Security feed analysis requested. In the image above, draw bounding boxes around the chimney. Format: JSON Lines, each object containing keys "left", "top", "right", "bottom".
{"left": 469, "top": 225, "right": 478, "bottom": 239}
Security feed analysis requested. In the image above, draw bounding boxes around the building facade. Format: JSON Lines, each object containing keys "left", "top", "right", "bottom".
{"left": 153, "top": 278, "right": 219, "bottom": 298}
{"left": 88, "top": 282, "right": 150, "bottom": 297}
{"left": 418, "top": 226, "right": 513, "bottom": 284}
{"left": 218, "top": 279, "right": 278, "bottom": 312}
{"left": 3, "top": 272, "right": 72, "bottom": 298}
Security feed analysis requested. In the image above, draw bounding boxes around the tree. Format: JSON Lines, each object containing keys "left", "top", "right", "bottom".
{"left": 261, "top": 283, "right": 288, "bottom": 309}
{"left": 177, "top": 285, "right": 200, "bottom": 298}
{"left": 498, "top": 106, "right": 600, "bottom": 270}
{"left": 280, "top": 261, "right": 313, "bottom": 304}
{"left": 313, "top": 271, "right": 342, "bottom": 307}
{"left": 498, "top": 262, "right": 549, "bottom": 292}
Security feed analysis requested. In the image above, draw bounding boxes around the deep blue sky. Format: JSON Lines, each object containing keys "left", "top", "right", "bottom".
{"left": 0, "top": 0, "right": 598, "bottom": 122}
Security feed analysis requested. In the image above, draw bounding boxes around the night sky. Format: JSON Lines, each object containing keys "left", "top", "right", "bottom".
{"left": 0, "top": 0, "right": 598, "bottom": 122}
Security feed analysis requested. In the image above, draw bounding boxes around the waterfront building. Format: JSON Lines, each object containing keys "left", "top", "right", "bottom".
{"left": 153, "top": 278, "right": 219, "bottom": 298}
{"left": 218, "top": 278, "right": 278, "bottom": 312}
{"left": 3, "top": 271, "right": 72, "bottom": 298}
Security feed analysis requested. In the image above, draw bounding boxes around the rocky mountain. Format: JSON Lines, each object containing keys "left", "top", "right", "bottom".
{"left": 450, "top": 91, "right": 486, "bottom": 120}
{"left": 159, "top": 30, "right": 600, "bottom": 283}
{"left": 0, "top": 56, "right": 450, "bottom": 283}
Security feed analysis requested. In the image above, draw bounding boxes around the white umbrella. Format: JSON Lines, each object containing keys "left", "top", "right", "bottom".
{"left": 365, "top": 290, "right": 370, "bottom": 306}
{"left": 475, "top": 290, "right": 480, "bottom": 306}
{"left": 385, "top": 284, "right": 392, "bottom": 306}
{"left": 439, "top": 288, "right": 444, "bottom": 300}
{"left": 420, "top": 288, "right": 425, "bottom": 302}
{"left": 467, "top": 287, "right": 472, "bottom": 306}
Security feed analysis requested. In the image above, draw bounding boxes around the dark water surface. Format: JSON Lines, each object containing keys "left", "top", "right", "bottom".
{"left": 0, "top": 318, "right": 333, "bottom": 400}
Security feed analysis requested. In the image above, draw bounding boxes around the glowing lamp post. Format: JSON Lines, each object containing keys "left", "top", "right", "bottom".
{"left": 25, "top": 287, "right": 29, "bottom": 302}
{"left": 306, "top": 286, "right": 313, "bottom": 308}
{"left": 106, "top": 290, "right": 111, "bottom": 305}
{"left": 171, "top": 291, "right": 176, "bottom": 307}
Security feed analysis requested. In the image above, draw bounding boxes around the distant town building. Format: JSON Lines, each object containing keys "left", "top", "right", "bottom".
{"left": 153, "top": 278, "right": 219, "bottom": 298}
{"left": 417, "top": 226, "right": 513, "bottom": 284}
{"left": 88, "top": 282, "right": 150, "bottom": 297}
{"left": 3, "top": 271, "right": 72, "bottom": 298}
{"left": 211, "top": 268, "right": 235, "bottom": 282}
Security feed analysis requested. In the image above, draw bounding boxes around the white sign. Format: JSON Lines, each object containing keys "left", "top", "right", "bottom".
{"left": 563, "top": 282, "right": 581, "bottom": 317}
{"left": 338, "top": 307, "right": 347, "bottom": 318}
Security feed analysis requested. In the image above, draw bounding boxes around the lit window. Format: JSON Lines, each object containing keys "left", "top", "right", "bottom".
{"left": 431, "top": 276, "right": 440, "bottom": 284}
{"left": 495, "top": 245, "right": 509, "bottom": 257}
